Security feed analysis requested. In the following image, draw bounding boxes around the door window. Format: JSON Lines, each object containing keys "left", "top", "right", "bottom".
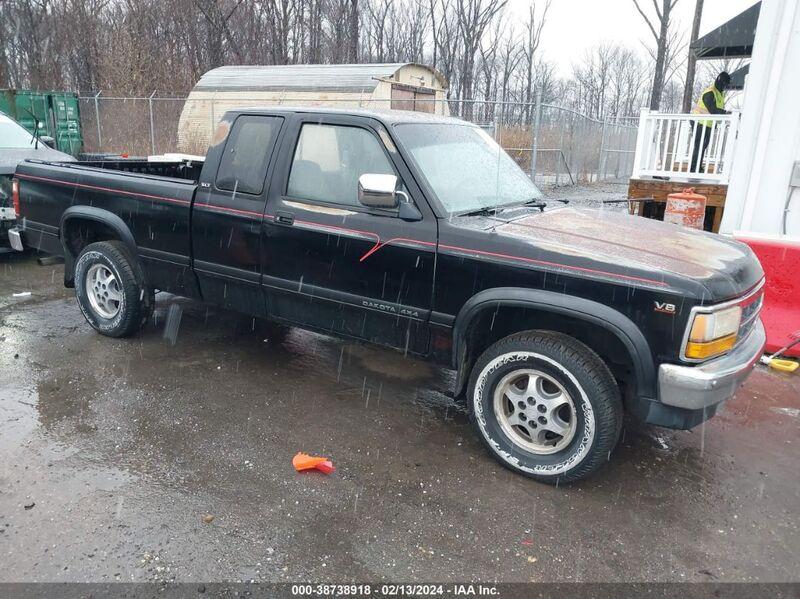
{"left": 287, "top": 123, "right": 395, "bottom": 206}
{"left": 216, "top": 115, "right": 281, "bottom": 195}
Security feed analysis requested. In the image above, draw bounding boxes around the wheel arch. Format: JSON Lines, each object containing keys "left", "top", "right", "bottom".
{"left": 452, "top": 287, "right": 657, "bottom": 403}
{"left": 60, "top": 206, "right": 137, "bottom": 287}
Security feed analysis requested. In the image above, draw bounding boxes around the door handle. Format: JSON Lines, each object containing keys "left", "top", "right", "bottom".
{"left": 275, "top": 211, "right": 294, "bottom": 225}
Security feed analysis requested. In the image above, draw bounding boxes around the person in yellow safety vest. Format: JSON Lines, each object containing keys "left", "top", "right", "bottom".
{"left": 690, "top": 71, "right": 731, "bottom": 173}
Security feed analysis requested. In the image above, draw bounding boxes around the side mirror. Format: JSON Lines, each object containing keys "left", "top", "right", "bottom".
{"left": 40, "top": 135, "right": 56, "bottom": 149}
{"left": 357, "top": 173, "right": 422, "bottom": 221}
{"left": 358, "top": 173, "right": 399, "bottom": 209}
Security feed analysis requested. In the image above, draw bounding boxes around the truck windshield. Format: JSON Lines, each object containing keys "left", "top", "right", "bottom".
{"left": 393, "top": 122, "right": 542, "bottom": 214}
{"left": 0, "top": 114, "right": 36, "bottom": 149}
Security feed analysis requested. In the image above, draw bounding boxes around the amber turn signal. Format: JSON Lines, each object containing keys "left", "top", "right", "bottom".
{"left": 685, "top": 334, "right": 737, "bottom": 360}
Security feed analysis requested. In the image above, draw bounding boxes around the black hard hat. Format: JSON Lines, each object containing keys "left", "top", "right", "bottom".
{"left": 717, "top": 71, "right": 731, "bottom": 87}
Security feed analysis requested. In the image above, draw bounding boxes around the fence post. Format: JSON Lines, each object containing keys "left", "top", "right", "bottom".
{"left": 721, "top": 111, "right": 741, "bottom": 185}
{"left": 556, "top": 111, "right": 566, "bottom": 186}
{"left": 210, "top": 92, "right": 216, "bottom": 140}
{"left": 94, "top": 91, "right": 102, "bottom": 149}
{"left": 493, "top": 100, "right": 501, "bottom": 142}
{"left": 148, "top": 91, "right": 157, "bottom": 155}
{"left": 597, "top": 118, "right": 608, "bottom": 183}
{"left": 529, "top": 89, "right": 543, "bottom": 181}
{"left": 631, "top": 107, "right": 650, "bottom": 179}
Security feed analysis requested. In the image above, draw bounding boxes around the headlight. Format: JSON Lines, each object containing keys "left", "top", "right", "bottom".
{"left": 684, "top": 305, "right": 742, "bottom": 360}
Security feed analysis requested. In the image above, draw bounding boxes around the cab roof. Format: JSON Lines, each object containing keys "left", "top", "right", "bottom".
{"left": 224, "top": 106, "right": 470, "bottom": 127}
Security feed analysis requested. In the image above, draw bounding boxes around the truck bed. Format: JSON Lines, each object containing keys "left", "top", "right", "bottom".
{"left": 75, "top": 158, "right": 204, "bottom": 182}
{"left": 15, "top": 158, "right": 198, "bottom": 296}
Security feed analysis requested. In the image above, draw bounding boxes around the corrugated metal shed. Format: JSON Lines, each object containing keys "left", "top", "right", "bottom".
{"left": 195, "top": 63, "right": 448, "bottom": 93}
{"left": 177, "top": 62, "right": 449, "bottom": 153}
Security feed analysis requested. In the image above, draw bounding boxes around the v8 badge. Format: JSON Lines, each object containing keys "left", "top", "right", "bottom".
{"left": 654, "top": 301, "right": 677, "bottom": 315}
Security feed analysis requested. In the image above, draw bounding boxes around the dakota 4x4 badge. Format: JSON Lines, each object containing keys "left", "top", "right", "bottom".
{"left": 654, "top": 301, "right": 677, "bottom": 315}
{"left": 362, "top": 299, "right": 420, "bottom": 318}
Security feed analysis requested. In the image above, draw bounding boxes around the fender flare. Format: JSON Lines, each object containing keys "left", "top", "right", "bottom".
{"left": 452, "top": 287, "right": 657, "bottom": 400}
{"left": 60, "top": 206, "right": 137, "bottom": 286}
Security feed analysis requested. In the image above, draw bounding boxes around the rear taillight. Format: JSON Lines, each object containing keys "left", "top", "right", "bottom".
{"left": 12, "top": 178, "right": 20, "bottom": 217}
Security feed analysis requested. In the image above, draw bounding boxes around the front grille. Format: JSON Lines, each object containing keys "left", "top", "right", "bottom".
{"left": 735, "top": 288, "right": 764, "bottom": 347}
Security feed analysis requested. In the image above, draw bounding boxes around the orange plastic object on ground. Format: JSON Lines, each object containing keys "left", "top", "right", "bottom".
{"left": 293, "top": 452, "right": 336, "bottom": 474}
{"left": 664, "top": 188, "right": 707, "bottom": 230}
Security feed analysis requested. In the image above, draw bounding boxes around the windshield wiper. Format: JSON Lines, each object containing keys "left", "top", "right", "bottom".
{"left": 460, "top": 197, "right": 553, "bottom": 217}
{"left": 497, "top": 197, "right": 547, "bottom": 213}
{"left": 526, "top": 201, "right": 547, "bottom": 212}
{"left": 460, "top": 206, "right": 501, "bottom": 217}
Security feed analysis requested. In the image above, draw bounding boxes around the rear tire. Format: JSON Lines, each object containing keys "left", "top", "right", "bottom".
{"left": 74, "top": 241, "right": 153, "bottom": 337}
{"left": 468, "top": 331, "right": 622, "bottom": 485}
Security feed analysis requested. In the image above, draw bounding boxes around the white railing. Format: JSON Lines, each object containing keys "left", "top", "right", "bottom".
{"left": 631, "top": 108, "right": 740, "bottom": 184}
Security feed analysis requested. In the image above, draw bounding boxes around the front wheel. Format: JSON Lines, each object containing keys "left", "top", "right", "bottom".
{"left": 468, "top": 331, "right": 622, "bottom": 484}
{"left": 74, "top": 241, "right": 153, "bottom": 337}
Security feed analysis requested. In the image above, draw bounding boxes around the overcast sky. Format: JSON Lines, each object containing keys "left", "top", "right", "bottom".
{"left": 508, "top": 0, "right": 759, "bottom": 76}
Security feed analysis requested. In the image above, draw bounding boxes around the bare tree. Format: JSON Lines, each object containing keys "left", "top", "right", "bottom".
{"left": 364, "top": 0, "right": 392, "bottom": 61}
{"left": 0, "top": 0, "right": 671, "bottom": 130}
{"left": 0, "top": 2, "right": 13, "bottom": 87}
{"left": 192, "top": 0, "right": 245, "bottom": 68}
{"left": 681, "top": 0, "right": 703, "bottom": 111}
{"left": 3, "top": 0, "right": 64, "bottom": 89}
{"left": 632, "top": 0, "right": 680, "bottom": 110}
{"left": 349, "top": 0, "right": 359, "bottom": 61}
{"left": 255, "top": 0, "right": 297, "bottom": 65}
{"left": 454, "top": 0, "right": 507, "bottom": 118}
{"left": 567, "top": 42, "right": 649, "bottom": 119}
{"left": 497, "top": 27, "right": 523, "bottom": 101}
{"left": 521, "top": 0, "right": 550, "bottom": 118}
{"left": 572, "top": 43, "right": 617, "bottom": 118}
{"left": 428, "top": 0, "right": 460, "bottom": 99}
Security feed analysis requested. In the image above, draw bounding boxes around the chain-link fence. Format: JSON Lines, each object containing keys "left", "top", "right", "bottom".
{"left": 78, "top": 94, "right": 638, "bottom": 185}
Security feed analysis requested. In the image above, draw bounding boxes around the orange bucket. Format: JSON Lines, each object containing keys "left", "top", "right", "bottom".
{"left": 664, "top": 188, "right": 707, "bottom": 230}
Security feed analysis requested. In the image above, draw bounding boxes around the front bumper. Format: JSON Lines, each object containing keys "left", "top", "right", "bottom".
{"left": 8, "top": 226, "right": 24, "bottom": 251}
{"left": 658, "top": 319, "right": 766, "bottom": 411}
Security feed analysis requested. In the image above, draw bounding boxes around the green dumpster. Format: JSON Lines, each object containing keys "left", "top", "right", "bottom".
{"left": 0, "top": 89, "right": 83, "bottom": 156}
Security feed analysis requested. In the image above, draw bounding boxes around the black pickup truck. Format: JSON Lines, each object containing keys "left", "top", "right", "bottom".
{"left": 9, "top": 107, "right": 766, "bottom": 484}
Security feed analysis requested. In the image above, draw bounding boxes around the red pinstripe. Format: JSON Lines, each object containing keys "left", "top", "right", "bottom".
{"left": 437, "top": 243, "right": 669, "bottom": 287}
{"left": 359, "top": 237, "right": 437, "bottom": 261}
{"left": 294, "top": 219, "right": 380, "bottom": 244}
{"left": 18, "top": 173, "right": 668, "bottom": 288}
{"left": 195, "top": 202, "right": 264, "bottom": 218}
{"left": 17, "top": 173, "right": 191, "bottom": 206}
{"left": 19, "top": 172, "right": 272, "bottom": 219}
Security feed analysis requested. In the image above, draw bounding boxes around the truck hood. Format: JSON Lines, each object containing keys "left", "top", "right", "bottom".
{"left": 457, "top": 207, "right": 763, "bottom": 301}
{"left": 0, "top": 148, "right": 75, "bottom": 175}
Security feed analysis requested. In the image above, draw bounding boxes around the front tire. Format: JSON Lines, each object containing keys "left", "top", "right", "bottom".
{"left": 74, "top": 241, "right": 153, "bottom": 337}
{"left": 468, "top": 331, "right": 622, "bottom": 484}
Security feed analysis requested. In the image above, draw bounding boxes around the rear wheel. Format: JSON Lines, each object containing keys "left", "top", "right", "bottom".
{"left": 468, "top": 331, "right": 622, "bottom": 484}
{"left": 74, "top": 241, "right": 153, "bottom": 337}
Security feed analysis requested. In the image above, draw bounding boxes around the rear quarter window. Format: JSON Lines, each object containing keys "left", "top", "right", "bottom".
{"left": 216, "top": 115, "right": 282, "bottom": 195}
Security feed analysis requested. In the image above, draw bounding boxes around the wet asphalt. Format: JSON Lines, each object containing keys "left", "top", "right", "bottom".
{"left": 1, "top": 253, "right": 798, "bottom": 583}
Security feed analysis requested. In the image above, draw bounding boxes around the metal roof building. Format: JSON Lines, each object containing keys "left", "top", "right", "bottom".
{"left": 177, "top": 63, "right": 449, "bottom": 153}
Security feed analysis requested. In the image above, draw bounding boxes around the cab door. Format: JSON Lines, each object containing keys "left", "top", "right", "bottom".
{"left": 192, "top": 114, "right": 284, "bottom": 316}
{"left": 260, "top": 114, "right": 438, "bottom": 354}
